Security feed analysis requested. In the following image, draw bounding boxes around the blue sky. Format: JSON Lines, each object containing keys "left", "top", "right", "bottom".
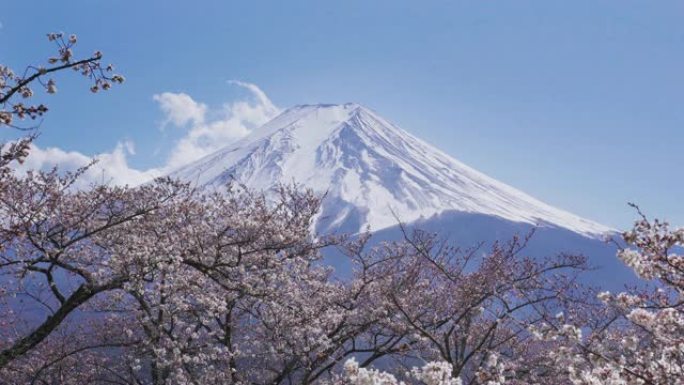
{"left": 1, "top": 0, "right": 683, "bottom": 229}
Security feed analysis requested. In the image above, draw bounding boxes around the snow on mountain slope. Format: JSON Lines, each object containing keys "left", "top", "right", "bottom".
{"left": 170, "top": 103, "right": 612, "bottom": 238}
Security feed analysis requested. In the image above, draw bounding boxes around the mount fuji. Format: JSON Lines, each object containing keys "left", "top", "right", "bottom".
{"left": 170, "top": 103, "right": 635, "bottom": 289}
{"left": 171, "top": 103, "right": 609, "bottom": 236}
{"left": 169, "top": 102, "right": 636, "bottom": 286}
{"left": 168, "top": 102, "right": 641, "bottom": 287}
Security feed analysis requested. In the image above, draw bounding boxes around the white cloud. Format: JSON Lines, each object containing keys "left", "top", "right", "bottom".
{"left": 153, "top": 92, "right": 206, "bottom": 128}
{"left": 158, "top": 81, "right": 280, "bottom": 168}
{"left": 10, "top": 81, "right": 280, "bottom": 187}
{"left": 12, "top": 140, "right": 162, "bottom": 188}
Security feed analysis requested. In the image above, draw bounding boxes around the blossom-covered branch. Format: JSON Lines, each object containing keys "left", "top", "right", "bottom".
{"left": 0, "top": 32, "right": 124, "bottom": 131}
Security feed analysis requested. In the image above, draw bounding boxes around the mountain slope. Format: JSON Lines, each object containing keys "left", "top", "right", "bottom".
{"left": 170, "top": 103, "right": 612, "bottom": 238}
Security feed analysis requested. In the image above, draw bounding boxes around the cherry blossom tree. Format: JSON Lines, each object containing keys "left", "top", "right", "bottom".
{"left": 331, "top": 228, "right": 590, "bottom": 385}
{"left": 108, "top": 185, "right": 332, "bottom": 385}
{"left": 1, "top": 168, "right": 595, "bottom": 385}
{"left": 539, "top": 206, "right": 684, "bottom": 385}
{"left": 4, "top": 168, "right": 680, "bottom": 385}
{"left": 0, "top": 171, "right": 336, "bottom": 384}
{"left": 0, "top": 168, "right": 191, "bottom": 374}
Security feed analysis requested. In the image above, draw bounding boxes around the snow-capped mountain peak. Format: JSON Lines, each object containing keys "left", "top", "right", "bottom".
{"left": 170, "top": 103, "right": 612, "bottom": 237}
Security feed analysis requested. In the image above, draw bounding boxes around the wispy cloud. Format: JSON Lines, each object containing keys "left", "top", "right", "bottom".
{"left": 157, "top": 81, "right": 280, "bottom": 169}
{"left": 10, "top": 81, "right": 281, "bottom": 187}
{"left": 153, "top": 92, "right": 207, "bottom": 128}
